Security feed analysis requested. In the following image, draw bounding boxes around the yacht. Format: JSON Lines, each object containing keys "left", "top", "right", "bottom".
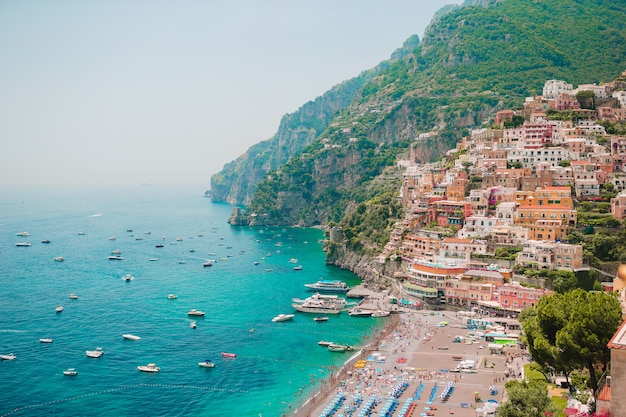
{"left": 292, "top": 293, "right": 346, "bottom": 314}
{"left": 63, "top": 368, "right": 78, "bottom": 376}
{"left": 85, "top": 347, "right": 103, "bottom": 358}
{"left": 349, "top": 308, "right": 373, "bottom": 317}
{"left": 122, "top": 334, "right": 141, "bottom": 341}
{"left": 0, "top": 353, "right": 16, "bottom": 361}
{"left": 187, "top": 309, "right": 205, "bottom": 316}
{"left": 304, "top": 280, "right": 350, "bottom": 293}
{"left": 271, "top": 314, "right": 295, "bottom": 322}
{"left": 137, "top": 363, "right": 160, "bottom": 373}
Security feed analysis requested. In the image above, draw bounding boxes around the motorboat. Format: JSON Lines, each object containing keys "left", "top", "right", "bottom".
{"left": 109, "top": 236, "right": 116, "bottom": 241}
{"left": 203, "top": 261, "right": 213, "bottom": 267}
{"left": 291, "top": 293, "right": 347, "bottom": 314}
{"left": 41, "top": 239, "right": 51, "bottom": 243}
{"left": 55, "top": 305, "right": 64, "bottom": 313}
{"left": 137, "top": 363, "right": 160, "bottom": 373}
{"left": 85, "top": 347, "right": 103, "bottom": 358}
{"left": 122, "top": 334, "right": 141, "bottom": 341}
{"left": 149, "top": 258, "right": 158, "bottom": 262}
{"left": 16, "top": 231, "right": 30, "bottom": 236}
{"left": 39, "top": 338, "right": 53, "bottom": 343}
{"left": 187, "top": 309, "right": 205, "bottom": 316}
{"left": 111, "top": 249, "right": 121, "bottom": 254}
{"left": 313, "top": 316, "right": 329, "bottom": 322}
{"left": 155, "top": 243, "right": 164, "bottom": 248}
{"left": 78, "top": 232, "right": 86, "bottom": 236}
{"left": 63, "top": 368, "right": 78, "bottom": 376}
{"left": 0, "top": 353, "right": 16, "bottom": 361}
{"left": 304, "top": 280, "right": 350, "bottom": 293}
{"left": 318, "top": 340, "right": 334, "bottom": 346}
{"left": 293, "top": 266, "right": 303, "bottom": 271}
{"left": 69, "top": 293, "right": 78, "bottom": 299}
{"left": 371, "top": 310, "right": 390, "bottom": 318}
{"left": 54, "top": 256, "right": 64, "bottom": 262}
{"left": 349, "top": 308, "right": 372, "bottom": 317}
{"left": 167, "top": 294, "right": 178, "bottom": 299}
{"left": 221, "top": 352, "right": 236, "bottom": 358}
{"left": 15, "top": 242, "right": 31, "bottom": 247}
{"left": 328, "top": 343, "right": 352, "bottom": 352}
{"left": 272, "top": 314, "right": 295, "bottom": 322}
{"left": 122, "top": 274, "right": 134, "bottom": 281}
{"left": 198, "top": 360, "right": 215, "bottom": 368}
{"left": 108, "top": 255, "right": 124, "bottom": 260}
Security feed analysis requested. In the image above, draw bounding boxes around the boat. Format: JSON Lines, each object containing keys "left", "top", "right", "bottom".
{"left": 111, "top": 249, "right": 121, "bottom": 254}
{"left": 0, "top": 353, "right": 16, "bottom": 361}
{"left": 122, "top": 274, "right": 134, "bottom": 281}
{"left": 291, "top": 293, "right": 347, "bottom": 314}
{"left": 328, "top": 343, "right": 351, "bottom": 352}
{"left": 304, "top": 280, "right": 350, "bottom": 293}
{"left": 16, "top": 231, "right": 30, "bottom": 236}
{"left": 314, "top": 315, "right": 329, "bottom": 322}
{"left": 85, "top": 347, "right": 103, "bottom": 358}
{"left": 109, "top": 236, "right": 116, "bottom": 241}
{"left": 198, "top": 359, "right": 215, "bottom": 368}
{"left": 318, "top": 340, "right": 334, "bottom": 346}
{"left": 371, "top": 310, "right": 390, "bottom": 318}
{"left": 189, "top": 321, "right": 197, "bottom": 329}
{"left": 178, "top": 260, "right": 187, "bottom": 264}
{"left": 77, "top": 232, "right": 86, "bottom": 236}
{"left": 155, "top": 243, "right": 164, "bottom": 248}
{"left": 54, "top": 256, "right": 64, "bottom": 262}
{"left": 108, "top": 255, "right": 124, "bottom": 260}
{"left": 69, "top": 294, "right": 78, "bottom": 299}
{"left": 293, "top": 266, "right": 303, "bottom": 271}
{"left": 149, "top": 258, "right": 158, "bottom": 261}
{"left": 221, "top": 352, "right": 236, "bottom": 358}
{"left": 41, "top": 239, "right": 51, "bottom": 244}
{"left": 55, "top": 305, "right": 64, "bottom": 313}
{"left": 349, "top": 308, "right": 373, "bottom": 317}
{"left": 187, "top": 309, "right": 205, "bottom": 316}
{"left": 122, "top": 334, "right": 141, "bottom": 341}
{"left": 167, "top": 294, "right": 178, "bottom": 299}
{"left": 63, "top": 368, "right": 78, "bottom": 376}
{"left": 253, "top": 261, "right": 260, "bottom": 265}
{"left": 137, "top": 363, "right": 160, "bottom": 373}
{"left": 39, "top": 338, "right": 53, "bottom": 343}
{"left": 203, "top": 261, "right": 213, "bottom": 267}
{"left": 15, "top": 242, "right": 31, "bottom": 247}
{"left": 272, "top": 314, "right": 295, "bottom": 322}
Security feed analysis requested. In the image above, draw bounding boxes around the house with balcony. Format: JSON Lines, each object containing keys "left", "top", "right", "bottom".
{"left": 491, "top": 223, "right": 529, "bottom": 246}
{"left": 403, "top": 260, "right": 466, "bottom": 302}
{"left": 432, "top": 200, "right": 472, "bottom": 229}
{"left": 513, "top": 187, "right": 577, "bottom": 241}
{"left": 516, "top": 240, "right": 585, "bottom": 271}
{"left": 611, "top": 192, "right": 626, "bottom": 220}
{"left": 497, "top": 281, "right": 553, "bottom": 311}
{"left": 458, "top": 216, "right": 496, "bottom": 239}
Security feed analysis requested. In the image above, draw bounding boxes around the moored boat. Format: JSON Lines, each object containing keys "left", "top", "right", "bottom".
{"left": 15, "top": 242, "right": 31, "bottom": 247}
{"left": 349, "top": 308, "right": 372, "bottom": 317}
{"left": 137, "top": 363, "right": 160, "bottom": 373}
{"left": 272, "top": 314, "right": 295, "bottom": 322}
{"left": 69, "top": 293, "right": 78, "bottom": 299}
{"left": 55, "top": 305, "right": 64, "bottom": 313}
{"left": 63, "top": 368, "right": 78, "bottom": 376}
{"left": 0, "top": 353, "right": 16, "bottom": 361}
{"left": 318, "top": 340, "right": 334, "bottom": 346}
{"left": 85, "top": 347, "right": 103, "bottom": 358}
{"left": 291, "top": 293, "right": 347, "bottom": 314}
{"left": 221, "top": 352, "right": 236, "bottom": 358}
{"left": 198, "top": 359, "right": 215, "bottom": 368}
{"left": 304, "top": 280, "right": 350, "bottom": 293}
{"left": 328, "top": 343, "right": 352, "bottom": 352}
{"left": 122, "top": 334, "right": 141, "bottom": 341}
{"left": 187, "top": 309, "right": 205, "bottom": 316}
{"left": 371, "top": 310, "right": 390, "bottom": 318}
{"left": 314, "top": 315, "right": 329, "bottom": 322}
{"left": 39, "top": 338, "right": 53, "bottom": 343}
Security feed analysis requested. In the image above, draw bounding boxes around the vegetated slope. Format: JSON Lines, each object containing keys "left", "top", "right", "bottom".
{"left": 243, "top": 0, "right": 626, "bottom": 245}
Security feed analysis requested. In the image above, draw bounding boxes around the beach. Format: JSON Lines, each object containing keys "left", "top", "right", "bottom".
{"left": 292, "top": 307, "right": 528, "bottom": 417}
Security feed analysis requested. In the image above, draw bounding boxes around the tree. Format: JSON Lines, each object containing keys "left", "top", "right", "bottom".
{"left": 498, "top": 380, "right": 557, "bottom": 417}
{"left": 521, "top": 290, "right": 622, "bottom": 394}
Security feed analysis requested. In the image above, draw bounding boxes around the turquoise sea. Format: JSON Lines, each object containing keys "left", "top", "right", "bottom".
{"left": 0, "top": 186, "right": 383, "bottom": 417}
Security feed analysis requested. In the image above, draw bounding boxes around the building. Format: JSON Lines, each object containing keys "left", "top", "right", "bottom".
{"left": 497, "top": 281, "right": 553, "bottom": 311}
{"left": 516, "top": 240, "right": 586, "bottom": 271}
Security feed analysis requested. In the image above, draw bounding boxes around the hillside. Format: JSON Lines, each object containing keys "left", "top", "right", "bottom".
{"left": 213, "top": 0, "right": 626, "bottom": 251}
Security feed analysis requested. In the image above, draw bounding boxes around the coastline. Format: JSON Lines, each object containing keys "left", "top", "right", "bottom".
{"left": 290, "top": 307, "right": 529, "bottom": 417}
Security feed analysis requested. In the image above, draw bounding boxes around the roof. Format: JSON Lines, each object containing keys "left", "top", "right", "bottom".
{"left": 442, "top": 238, "right": 473, "bottom": 244}
{"left": 608, "top": 319, "right": 626, "bottom": 350}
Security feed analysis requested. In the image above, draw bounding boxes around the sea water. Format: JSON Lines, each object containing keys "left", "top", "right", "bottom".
{"left": 0, "top": 186, "right": 383, "bottom": 417}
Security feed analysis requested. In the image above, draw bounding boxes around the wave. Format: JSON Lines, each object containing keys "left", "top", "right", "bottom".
{"left": 0, "top": 329, "right": 27, "bottom": 333}
{"left": 86, "top": 213, "right": 104, "bottom": 218}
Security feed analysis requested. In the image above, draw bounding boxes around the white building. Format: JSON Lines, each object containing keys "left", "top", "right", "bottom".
{"left": 543, "top": 80, "right": 573, "bottom": 99}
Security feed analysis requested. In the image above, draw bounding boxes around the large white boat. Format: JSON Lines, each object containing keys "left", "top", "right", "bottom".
{"left": 271, "top": 314, "right": 295, "bottom": 322}
{"left": 187, "top": 309, "right": 205, "bottom": 316}
{"left": 304, "top": 280, "right": 350, "bottom": 293}
{"left": 122, "top": 334, "right": 141, "bottom": 341}
{"left": 137, "top": 363, "right": 160, "bottom": 373}
{"left": 292, "top": 293, "right": 347, "bottom": 314}
{"left": 85, "top": 347, "right": 103, "bottom": 358}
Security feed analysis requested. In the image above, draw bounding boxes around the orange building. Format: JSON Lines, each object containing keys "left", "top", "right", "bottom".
{"left": 513, "top": 187, "right": 577, "bottom": 241}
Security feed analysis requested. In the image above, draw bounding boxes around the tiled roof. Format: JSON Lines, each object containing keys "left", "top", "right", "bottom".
{"left": 596, "top": 383, "right": 611, "bottom": 402}
{"left": 608, "top": 320, "right": 626, "bottom": 350}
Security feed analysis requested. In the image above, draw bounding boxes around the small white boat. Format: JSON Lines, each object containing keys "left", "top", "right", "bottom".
{"left": 63, "top": 368, "right": 78, "bottom": 376}
{"left": 122, "top": 274, "right": 134, "bottom": 281}
{"left": 78, "top": 232, "right": 86, "bottom": 236}
{"left": 187, "top": 309, "right": 205, "bottom": 316}
{"left": 85, "top": 347, "right": 103, "bottom": 358}
{"left": 15, "top": 242, "right": 31, "bottom": 247}
{"left": 178, "top": 260, "right": 187, "bottom": 264}
{"left": 314, "top": 316, "right": 329, "bottom": 322}
{"left": 111, "top": 249, "right": 121, "bottom": 255}
{"left": 41, "top": 239, "right": 51, "bottom": 244}
{"left": 272, "top": 314, "right": 295, "bottom": 322}
{"left": 371, "top": 310, "right": 390, "bottom": 318}
{"left": 39, "top": 338, "right": 53, "bottom": 343}
{"left": 109, "top": 236, "right": 116, "bottom": 241}
{"left": 293, "top": 266, "right": 303, "bottom": 271}
{"left": 189, "top": 321, "right": 197, "bottom": 329}
{"left": 149, "top": 258, "right": 158, "bottom": 262}
{"left": 0, "top": 353, "right": 16, "bottom": 361}
{"left": 54, "top": 256, "right": 64, "bottom": 262}
{"left": 16, "top": 231, "right": 30, "bottom": 236}
{"left": 198, "top": 360, "right": 215, "bottom": 368}
{"left": 122, "top": 334, "right": 141, "bottom": 341}
{"left": 349, "top": 308, "right": 372, "bottom": 317}
{"left": 203, "top": 261, "right": 213, "bottom": 267}
{"left": 108, "top": 255, "right": 124, "bottom": 260}
{"left": 137, "top": 363, "right": 160, "bottom": 373}
{"left": 55, "top": 305, "right": 64, "bottom": 313}
{"left": 69, "top": 293, "right": 78, "bottom": 299}
{"left": 318, "top": 340, "right": 334, "bottom": 346}
{"left": 328, "top": 343, "right": 351, "bottom": 352}
{"left": 167, "top": 294, "right": 178, "bottom": 299}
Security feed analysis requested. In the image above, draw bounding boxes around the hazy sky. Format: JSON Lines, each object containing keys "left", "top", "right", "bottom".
{"left": 0, "top": 0, "right": 460, "bottom": 187}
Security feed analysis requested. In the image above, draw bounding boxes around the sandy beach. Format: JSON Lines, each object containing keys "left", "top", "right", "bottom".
{"left": 291, "top": 306, "right": 529, "bottom": 417}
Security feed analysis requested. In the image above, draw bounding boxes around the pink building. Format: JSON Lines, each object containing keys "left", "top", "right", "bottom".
{"left": 497, "top": 282, "right": 553, "bottom": 311}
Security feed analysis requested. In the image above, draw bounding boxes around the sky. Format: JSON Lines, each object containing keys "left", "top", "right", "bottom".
{"left": 0, "top": 0, "right": 461, "bottom": 187}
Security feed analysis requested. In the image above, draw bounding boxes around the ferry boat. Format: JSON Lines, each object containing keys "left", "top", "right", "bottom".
{"left": 292, "top": 293, "right": 346, "bottom": 314}
{"left": 304, "top": 280, "right": 350, "bottom": 293}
